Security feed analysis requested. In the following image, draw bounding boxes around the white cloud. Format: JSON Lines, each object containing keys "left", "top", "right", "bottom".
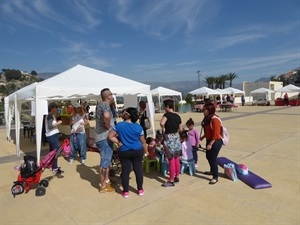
{"left": 110, "top": 43, "right": 123, "bottom": 48}
{"left": 58, "top": 40, "right": 111, "bottom": 69}
{"left": 205, "top": 50, "right": 299, "bottom": 77}
{"left": 98, "top": 40, "right": 123, "bottom": 49}
{"left": 3, "top": 49, "right": 27, "bottom": 56}
{"left": 211, "top": 33, "right": 266, "bottom": 50}
{"left": 133, "top": 63, "right": 167, "bottom": 71}
{"left": 111, "top": 0, "right": 220, "bottom": 39}
{"left": 0, "top": 0, "right": 102, "bottom": 33}
{"left": 67, "top": 0, "right": 102, "bottom": 28}
{"left": 177, "top": 61, "right": 199, "bottom": 66}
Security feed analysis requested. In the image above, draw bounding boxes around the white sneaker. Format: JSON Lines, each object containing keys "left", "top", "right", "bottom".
{"left": 81, "top": 159, "right": 85, "bottom": 165}
{"left": 69, "top": 159, "right": 74, "bottom": 165}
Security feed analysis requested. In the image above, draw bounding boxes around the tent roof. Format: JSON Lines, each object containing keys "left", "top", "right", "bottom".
{"left": 216, "top": 88, "right": 231, "bottom": 94}
{"left": 189, "top": 87, "right": 220, "bottom": 95}
{"left": 8, "top": 65, "right": 150, "bottom": 101}
{"left": 223, "top": 87, "right": 244, "bottom": 94}
{"left": 250, "top": 87, "right": 275, "bottom": 94}
{"left": 275, "top": 84, "right": 300, "bottom": 93}
{"left": 150, "top": 86, "right": 181, "bottom": 96}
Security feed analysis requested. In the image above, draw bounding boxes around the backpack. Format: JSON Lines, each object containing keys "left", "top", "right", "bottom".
{"left": 211, "top": 116, "right": 229, "bottom": 146}
{"left": 61, "top": 138, "right": 71, "bottom": 158}
{"left": 20, "top": 155, "right": 38, "bottom": 178}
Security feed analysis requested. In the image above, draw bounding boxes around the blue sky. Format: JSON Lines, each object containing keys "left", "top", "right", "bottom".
{"left": 0, "top": 0, "right": 299, "bottom": 84}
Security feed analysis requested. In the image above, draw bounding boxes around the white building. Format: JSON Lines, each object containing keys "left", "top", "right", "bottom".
{"left": 243, "top": 81, "right": 283, "bottom": 101}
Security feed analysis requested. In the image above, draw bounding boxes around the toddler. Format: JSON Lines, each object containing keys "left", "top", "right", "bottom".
{"left": 146, "top": 137, "right": 156, "bottom": 160}
{"left": 179, "top": 130, "right": 193, "bottom": 162}
{"left": 186, "top": 118, "right": 200, "bottom": 167}
{"left": 155, "top": 130, "right": 164, "bottom": 155}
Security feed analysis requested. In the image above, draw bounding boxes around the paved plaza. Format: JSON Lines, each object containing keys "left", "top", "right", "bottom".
{"left": 0, "top": 106, "right": 299, "bottom": 225}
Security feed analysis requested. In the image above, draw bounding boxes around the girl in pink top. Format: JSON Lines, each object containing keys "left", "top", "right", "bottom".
{"left": 179, "top": 130, "right": 193, "bottom": 161}
{"left": 186, "top": 118, "right": 200, "bottom": 167}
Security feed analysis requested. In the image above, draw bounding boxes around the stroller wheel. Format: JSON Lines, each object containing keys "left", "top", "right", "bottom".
{"left": 11, "top": 182, "right": 24, "bottom": 197}
{"left": 35, "top": 186, "right": 46, "bottom": 197}
{"left": 39, "top": 179, "right": 49, "bottom": 187}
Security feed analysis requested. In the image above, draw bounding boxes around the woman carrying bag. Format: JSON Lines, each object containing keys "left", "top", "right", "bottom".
{"left": 160, "top": 99, "right": 183, "bottom": 187}
{"left": 200, "top": 102, "right": 223, "bottom": 185}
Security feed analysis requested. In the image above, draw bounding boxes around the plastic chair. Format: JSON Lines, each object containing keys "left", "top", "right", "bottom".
{"left": 160, "top": 153, "right": 169, "bottom": 176}
{"left": 180, "top": 159, "right": 196, "bottom": 176}
{"left": 143, "top": 157, "right": 160, "bottom": 173}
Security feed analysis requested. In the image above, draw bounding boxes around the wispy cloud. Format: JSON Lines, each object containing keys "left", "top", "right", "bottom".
{"left": 58, "top": 40, "right": 111, "bottom": 69}
{"left": 205, "top": 50, "right": 299, "bottom": 77}
{"left": 202, "top": 21, "right": 299, "bottom": 51}
{"left": 111, "top": 0, "right": 220, "bottom": 39}
{"left": 98, "top": 40, "right": 123, "bottom": 49}
{"left": 177, "top": 61, "right": 199, "bottom": 66}
{"left": 133, "top": 63, "right": 167, "bottom": 71}
{"left": 4, "top": 49, "right": 27, "bottom": 56}
{"left": 211, "top": 33, "right": 266, "bottom": 50}
{"left": 0, "top": 0, "right": 102, "bottom": 33}
{"left": 109, "top": 43, "right": 123, "bottom": 48}
{"left": 66, "top": 0, "right": 102, "bottom": 28}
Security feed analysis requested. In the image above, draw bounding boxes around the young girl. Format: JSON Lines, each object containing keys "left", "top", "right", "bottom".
{"left": 146, "top": 137, "right": 156, "bottom": 160}
{"left": 179, "top": 130, "right": 193, "bottom": 162}
{"left": 186, "top": 118, "right": 200, "bottom": 167}
{"left": 155, "top": 130, "right": 164, "bottom": 155}
{"left": 69, "top": 102, "right": 89, "bottom": 165}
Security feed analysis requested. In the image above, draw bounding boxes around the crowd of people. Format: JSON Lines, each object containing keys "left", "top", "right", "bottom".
{"left": 46, "top": 88, "right": 224, "bottom": 197}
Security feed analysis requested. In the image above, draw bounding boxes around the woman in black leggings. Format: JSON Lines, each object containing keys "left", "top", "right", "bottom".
{"left": 108, "top": 107, "right": 147, "bottom": 198}
{"left": 200, "top": 102, "right": 223, "bottom": 185}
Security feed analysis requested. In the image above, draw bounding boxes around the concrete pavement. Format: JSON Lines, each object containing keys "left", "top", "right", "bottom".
{"left": 0, "top": 106, "right": 299, "bottom": 225}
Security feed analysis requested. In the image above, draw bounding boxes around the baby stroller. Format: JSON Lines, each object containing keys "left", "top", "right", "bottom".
{"left": 11, "top": 146, "right": 63, "bottom": 197}
{"left": 109, "top": 143, "right": 122, "bottom": 176}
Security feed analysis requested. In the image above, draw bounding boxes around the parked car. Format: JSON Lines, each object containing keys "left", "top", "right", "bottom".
{"left": 252, "top": 99, "right": 270, "bottom": 106}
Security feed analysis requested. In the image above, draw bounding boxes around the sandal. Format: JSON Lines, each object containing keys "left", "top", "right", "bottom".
{"left": 209, "top": 179, "right": 218, "bottom": 185}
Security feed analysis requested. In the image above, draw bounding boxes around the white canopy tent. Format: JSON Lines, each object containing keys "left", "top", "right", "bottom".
{"left": 189, "top": 87, "right": 221, "bottom": 96}
{"left": 150, "top": 86, "right": 182, "bottom": 112}
{"left": 223, "top": 87, "right": 245, "bottom": 95}
{"left": 250, "top": 87, "right": 275, "bottom": 101}
{"left": 216, "top": 88, "right": 231, "bottom": 95}
{"left": 275, "top": 84, "right": 300, "bottom": 93}
{"left": 5, "top": 64, "right": 155, "bottom": 163}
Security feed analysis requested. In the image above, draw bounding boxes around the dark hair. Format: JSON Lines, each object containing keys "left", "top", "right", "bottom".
{"left": 100, "top": 88, "right": 110, "bottom": 100}
{"left": 203, "top": 102, "right": 216, "bottom": 115}
{"left": 48, "top": 102, "right": 58, "bottom": 112}
{"left": 139, "top": 101, "right": 146, "bottom": 109}
{"left": 125, "top": 107, "right": 139, "bottom": 123}
{"left": 203, "top": 102, "right": 216, "bottom": 124}
{"left": 186, "top": 118, "right": 194, "bottom": 126}
{"left": 155, "top": 130, "right": 163, "bottom": 140}
{"left": 179, "top": 130, "right": 188, "bottom": 141}
{"left": 146, "top": 137, "right": 154, "bottom": 144}
{"left": 163, "top": 99, "right": 174, "bottom": 109}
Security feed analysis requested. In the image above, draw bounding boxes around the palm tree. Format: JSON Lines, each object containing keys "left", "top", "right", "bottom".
{"left": 227, "top": 72, "right": 238, "bottom": 87}
{"left": 204, "top": 76, "right": 215, "bottom": 89}
{"left": 214, "top": 77, "right": 223, "bottom": 89}
{"left": 218, "top": 74, "right": 228, "bottom": 89}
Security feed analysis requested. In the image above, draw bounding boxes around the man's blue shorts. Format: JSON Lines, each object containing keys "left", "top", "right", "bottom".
{"left": 96, "top": 139, "right": 113, "bottom": 168}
